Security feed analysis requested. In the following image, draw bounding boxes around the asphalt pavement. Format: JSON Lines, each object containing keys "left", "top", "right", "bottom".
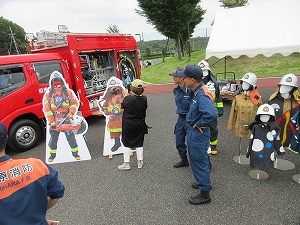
{"left": 8, "top": 87, "right": 300, "bottom": 225}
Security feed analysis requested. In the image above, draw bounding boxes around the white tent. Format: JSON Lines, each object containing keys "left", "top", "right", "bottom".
{"left": 206, "top": 0, "right": 300, "bottom": 59}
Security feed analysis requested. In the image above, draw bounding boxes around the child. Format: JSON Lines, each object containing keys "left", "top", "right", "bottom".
{"left": 118, "top": 79, "right": 148, "bottom": 170}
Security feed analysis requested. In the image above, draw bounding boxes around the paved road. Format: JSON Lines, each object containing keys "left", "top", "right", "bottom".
{"left": 8, "top": 88, "right": 300, "bottom": 225}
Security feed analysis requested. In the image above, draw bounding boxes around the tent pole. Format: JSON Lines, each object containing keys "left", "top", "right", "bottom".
{"left": 224, "top": 56, "right": 227, "bottom": 79}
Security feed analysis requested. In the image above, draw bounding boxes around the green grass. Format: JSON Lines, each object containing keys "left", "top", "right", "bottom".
{"left": 140, "top": 50, "right": 300, "bottom": 84}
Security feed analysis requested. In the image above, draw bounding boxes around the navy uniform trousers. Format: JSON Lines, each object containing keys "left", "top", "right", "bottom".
{"left": 187, "top": 126, "right": 211, "bottom": 192}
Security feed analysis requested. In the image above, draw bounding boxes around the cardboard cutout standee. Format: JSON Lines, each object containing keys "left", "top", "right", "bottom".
{"left": 98, "top": 77, "right": 126, "bottom": 158}
{"left": 43, "top": 71, "right": 91, "bottom": 164}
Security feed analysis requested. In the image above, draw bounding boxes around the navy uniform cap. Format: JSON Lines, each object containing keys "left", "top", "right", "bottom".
{"left": 0, "top": 122, "right": 8, "bottom": 145}
{"left": 181, "top": 64, "right": 203, "bottom": 80}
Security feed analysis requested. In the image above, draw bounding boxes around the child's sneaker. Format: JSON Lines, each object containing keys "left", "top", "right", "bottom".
{"left": 138, "top": 161, "right": 143, "bottom": 169}
{"left": 118, "top": 164, "right": 130, "bottom": 170}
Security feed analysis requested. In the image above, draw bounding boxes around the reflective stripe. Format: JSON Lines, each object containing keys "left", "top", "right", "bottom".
{"left": 107, "top": 127, "right": 122, "bottom": 132}
{"left": 215, "top": 102, "right": 224, "bottom": 108}
{"left": 71, "top": 147, "right": 79, "bottom": 153}
{"left": 50, "top": 149, "right": 57, "bottom": 154}
{"left": 210, "top": 139, "right": 218, "bottom": 145}
{"left": 45, "top": 111, "right": 54, "bottom": 116}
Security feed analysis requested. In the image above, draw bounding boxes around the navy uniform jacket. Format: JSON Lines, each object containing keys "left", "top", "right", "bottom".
{"left": 186, "top": 83, "right": 218, "bottom": 128}
{"left": 173, "top": 83, "right": 192, "bottom": 116}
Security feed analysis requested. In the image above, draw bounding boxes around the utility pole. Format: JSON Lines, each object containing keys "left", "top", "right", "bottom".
{"left": 187, "top": 23, "right": 191, "bottom": 61}
{"left": 9, "top": 26, "right": 20, "bottom": 55}
{"left": 135, "top": 33, "right": 144, "bottom": 68}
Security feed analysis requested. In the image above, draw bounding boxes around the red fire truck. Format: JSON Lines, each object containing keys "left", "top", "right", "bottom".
{"left": 0, "top": 30, "right": 140, "bottom": 152}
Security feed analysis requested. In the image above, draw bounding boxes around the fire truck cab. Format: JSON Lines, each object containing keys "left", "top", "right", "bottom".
{"left": 0, "top": 30, "right": 140, "bottom": 152}
{"left": 0, "top": 53, "right": 72, "bottom": 151}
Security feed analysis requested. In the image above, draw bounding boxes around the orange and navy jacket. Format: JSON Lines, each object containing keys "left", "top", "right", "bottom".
{"left": 0, "top": 155, "right": 65, "bottom": 225}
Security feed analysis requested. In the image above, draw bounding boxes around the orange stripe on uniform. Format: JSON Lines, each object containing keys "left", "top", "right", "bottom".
{"left": 201, "top": 85, "right": 214, "bottom": 102}
{"left": 0, "top": 158, "right": 50, "bottom": 199}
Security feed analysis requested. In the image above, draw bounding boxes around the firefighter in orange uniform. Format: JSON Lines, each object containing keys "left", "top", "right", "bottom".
{"left": 43, "top": 71, "right": 80, "bottom": 162}
{"left": 99, "top": 77, "right": 125, "bottom": 152}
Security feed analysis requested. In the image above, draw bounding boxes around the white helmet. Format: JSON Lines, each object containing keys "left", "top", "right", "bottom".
{"left": 256, "top": 104, "right": 275, "bottom": 117}
{"left": 106, "top": 76, "right": 124, "bottom": 89}
{"left": 198, "top": 60, "right": 210, "bottom": 71}
{"left": 278, "top": 73, "right": 298, "bottom": 88}
{"left": 49, "top": 71, "right": 67, "bottom": 87}
{"left": 240, "top": 72, "right": 257, "bottom": 87}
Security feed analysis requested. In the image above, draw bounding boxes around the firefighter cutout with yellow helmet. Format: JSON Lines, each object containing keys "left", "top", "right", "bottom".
{"left": 43, "top": 71, "right": 91, "bottom": 164}
{"left": 98, "top": 77, "right": 126, "bottom": 157}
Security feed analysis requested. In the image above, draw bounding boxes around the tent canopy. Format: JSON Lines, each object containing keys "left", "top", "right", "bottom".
{"left": 206, "top": 0, "right": 300, "bottom": 59}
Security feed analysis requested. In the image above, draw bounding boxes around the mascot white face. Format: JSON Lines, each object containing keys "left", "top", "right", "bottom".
{"left": 202, "top": 70, "right": 209, "bottom": 77}
{"left": 260, "top": 114, "right": 270, "bottom": 123}
{"left": 279, "top": 85, "right": 293, "bottom": 94}
{"left": 242, "top": 82, "right": 250, "bottom": 91}
{"left": 279, "top": 85, "right": 293, "bottom": 99}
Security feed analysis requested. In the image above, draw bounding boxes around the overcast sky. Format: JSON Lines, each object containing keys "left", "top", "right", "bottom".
{"left": 0, "top": 0, "right": 268, "bottom": 41}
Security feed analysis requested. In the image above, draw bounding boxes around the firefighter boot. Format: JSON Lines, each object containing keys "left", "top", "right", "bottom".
{"left": 111, "top": 137, "right": 121, "bottom": 152}
{"left": 173, "top": 155, "right": 189, "bottom": 168}
{"left": 72, "top": 152, "right": 81, "bottom": 160}
{"left": 211, "top": 149, "right": 218, "bottom": 155}
{"left": 48, "top": 153, "right": 56, "bottom": 162}
{"left": 189, "top": 191, "right": 211, "bottom": 205}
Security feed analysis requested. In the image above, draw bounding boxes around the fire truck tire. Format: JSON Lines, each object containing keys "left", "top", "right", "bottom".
{"left": 8, "top": 119, "right": 41, "bottom": 152}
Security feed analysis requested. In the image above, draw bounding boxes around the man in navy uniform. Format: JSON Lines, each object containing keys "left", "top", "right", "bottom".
{"left": 169, "top": 68, "right": 192, "bottom": 168}
{"left": 179, "top": 64, "right": 217, "bottom": 205}
{"left": 0, "top": 121, "right": 65, "bottom": 224}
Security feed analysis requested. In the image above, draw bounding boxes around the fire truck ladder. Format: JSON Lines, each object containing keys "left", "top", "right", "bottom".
{"left": 34, "top": 30, "right": 68, "bottom": 49}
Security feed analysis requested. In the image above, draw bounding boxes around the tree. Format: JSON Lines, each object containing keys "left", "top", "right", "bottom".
{"left": 136, "top": 0, "right": 205, "bottom": 60}
{"left": 106, "top": 24, "right": 120, "bottom": 33}
{"left": 145, "top": 47, "right": 151, "bottom": 56}
{"left": 219, "top": 0, "right": 248, "bottom": 8}
{"left": 0, "top": 16, "right": 28, "bottom": 55}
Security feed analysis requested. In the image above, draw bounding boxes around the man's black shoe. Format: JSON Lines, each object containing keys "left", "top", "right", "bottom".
{"left": 174, "top": 155, "right": 189, "bottom": 168}
{"left": 191, "top": 182, "right": 212, "bottom": 190}
{"left": 173, "top": 160, "right": 189, "bottom": 168}
{"left": 189, "top": 192, "right": 211, "bottom": 205}
{"left": 192, "top": 182, "right": 198, "bottom": 189}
